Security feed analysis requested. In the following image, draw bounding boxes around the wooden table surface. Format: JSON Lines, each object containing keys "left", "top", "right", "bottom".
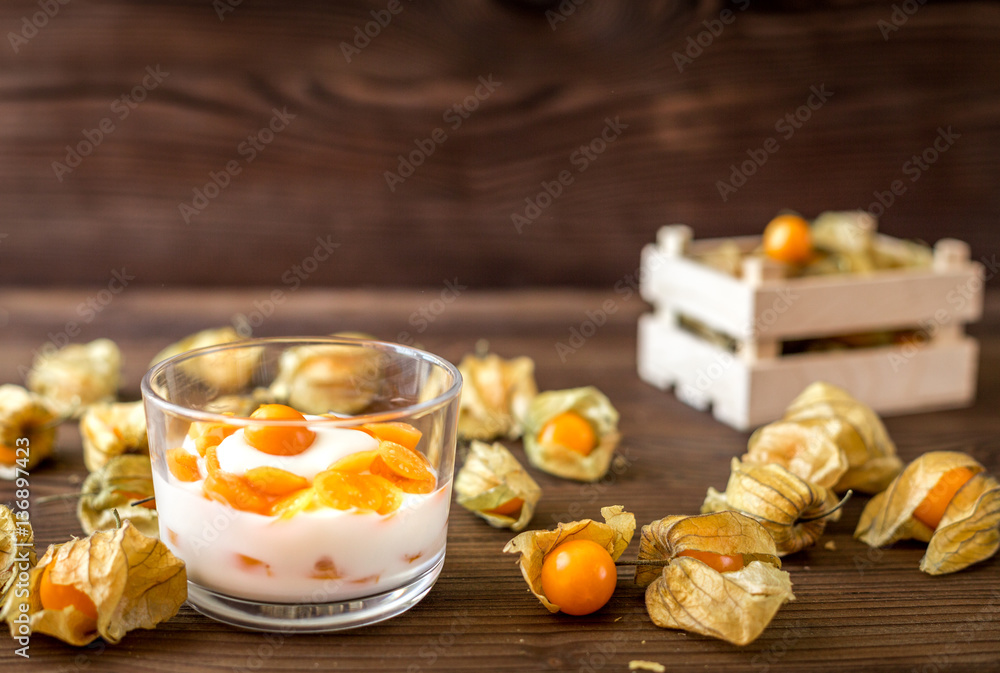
{"left": 2, "top": 287, "right": 999, "bottom": 672}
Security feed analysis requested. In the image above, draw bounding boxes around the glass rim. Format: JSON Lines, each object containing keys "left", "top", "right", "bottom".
{"left": 140, "top": 335, "right": 463, "bottom": 426}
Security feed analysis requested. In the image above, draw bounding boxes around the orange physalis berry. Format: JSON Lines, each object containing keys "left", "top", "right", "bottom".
{"left": 366, "top": 474, "right": 404, "bottom": 515}
{"left": 360, "top": 422, "right": 422, "bottom": 451}
{"left": 762, "top": 214, "right": 813, "bottom": 264}
{"left": 167, "top": 447, "right": 201, "bottom": 482}
{"left": 676, "top": 549, "right": 745, "bottom": 573}
{"left": 484, "top": 497, "right": 524, "bottom": 517}
{"left": 0, "top": 445, "right": 18, "bottom": 466}
{"left": 39, "top": 565, "right": 99, "bottom": 624}
{"left": 203, "top": 444, "right": 221, "bottom": 474}
{"left": 203, "top": 471, "right": 274, "bottom": 515}
{"left": 243, "top": 404, "right": 316, "bottom": 456}
{"left": 538, "top": 411, "right": 597, "bottom": 456}
{"left": 540, "top": 539, "right": 617, "bottom": 616}
{"left": 369, "top": 455, "right": 437, "bottom": 494}
{"left": 244, "top": 466, "right": 309, "bottom": 497}
{"left": 328, "top": 450, "right": 379, "bottom": 473}
{"left": 190, "top": 420, "right": 238, "bottom": 456}
{"left": 376, "top": 440, "right": 433, "bottom": 481}
{"left": 912, "top": 466, "right": 977, "bottom": 530}
{"left": 270, "top": 488, "right": 318, "bottom": 519}
{"left": 314, "top": 470, "right": 384, "bottom": 512}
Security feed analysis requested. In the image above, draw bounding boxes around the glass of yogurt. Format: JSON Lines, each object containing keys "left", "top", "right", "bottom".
{"left": 141, "top": 336, "right": 462, "bottom": 631}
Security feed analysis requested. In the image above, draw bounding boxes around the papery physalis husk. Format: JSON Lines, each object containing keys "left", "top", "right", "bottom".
{"left": 503, "top": 506, "right": 634, "bottom": 613}
{"left": 455, "top": 441, "right": 541, "bottom": 532}
{"left": 204, "top": 391, "right": 272, "bottom": 416}
{"left": 1, "top": 521, "right": 186, "bottom": 646}
{"left": 855, "top": 451, "right": 1000, "bottom": 575}
{"left": 1, "top": 505, "right": 35, "bottom": 601}
{"left": 80, "top": 401, "right": 148, "bottom": 473}
{"left": 636, "top": 511, "right": 793, "bottom": 646}
{"left": 27, "top": 339, "right": 121, "bottom": 418}
{"left": 150, "top": 327, "right": 255, "bottom": 394}
{"left": 522, "top": 387, "right": 620, "bottom": 482}
{"left": 702, "top": 458, "right": 840, "bottom": 555}
{"left": 783, "top": 382, "right": 901, "bottom": 493}
{"left": 696, "top": 240, "right": 744, "bottom": 278}
{"left": 744, "top": 420, "right": 847, "bottom": 491}
{"left": 457, "top": 350, "right": 537, "bottom": 441}
{"left": 0, "top": 384, "right": 58, "bottom": 479}
{"left": 807, "top": 211, "right": 932, "bottom": 274}
{"left": 269, "top": 332, "right": 383, "bottom": 415}
{"left": 744, "top": 382, "right": 901, "bottom": 494}
{"left": 808, "top": 211, "right": 878, "bottom": 274}
{"left": 78, "top": 455, "right": 158, "bottom": 538}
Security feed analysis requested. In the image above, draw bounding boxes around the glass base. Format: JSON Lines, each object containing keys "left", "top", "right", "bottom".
{"left": 185, "top": 551, "right": 445, "bottom": 632}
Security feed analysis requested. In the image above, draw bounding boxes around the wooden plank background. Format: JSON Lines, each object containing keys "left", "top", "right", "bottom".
{"left": 0, "top": 0, "right": 998, "bottom": 289}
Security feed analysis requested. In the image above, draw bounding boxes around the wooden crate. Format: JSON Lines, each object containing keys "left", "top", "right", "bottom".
{"left": 637, "top": 220, "right": 983, "bottom": 430}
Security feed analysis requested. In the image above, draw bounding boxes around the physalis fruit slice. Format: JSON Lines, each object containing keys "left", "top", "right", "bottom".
{"left": 360, "top": 422, "right": 422, "bottom": 451}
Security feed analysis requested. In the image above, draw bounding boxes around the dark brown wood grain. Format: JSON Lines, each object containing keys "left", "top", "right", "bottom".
{"left": 1, "top": 287, "right": 999, "bottom": 672}
{"left": 0, "top": 1, "right": 998, "bottom": 288}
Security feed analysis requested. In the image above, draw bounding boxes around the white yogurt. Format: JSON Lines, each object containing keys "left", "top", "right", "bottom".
{"left": 215, "top": 425, "right": 377, "bottom": 480}
{"left": 154, "top": 424, "right": 451, "bottom": 603}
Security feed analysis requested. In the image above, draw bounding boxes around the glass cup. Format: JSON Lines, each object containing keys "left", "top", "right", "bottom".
{"left": 141, "top": 337, "right": 462, "bottom": 632}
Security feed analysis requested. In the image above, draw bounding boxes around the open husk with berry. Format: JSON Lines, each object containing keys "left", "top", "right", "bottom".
{"left": 855, "top": 451, "right": 1000, "bottom": 575}
{"left": 702, "top": 458, "right": 842, "bottom": 556}
{"left": 1, "top": 521, "right": 186, "bottom": 646}
{"left": 0, "top": 385, "right": 58, "bottom": 478}
{"left": 455, "top": 441, "right": 541, "bottom": 532}
{"left": 503, "top": 505, "right": 634, "bottom": 613}
{"left": 637, "top": 511, "right": 794, "bottom": 646}
{"left": 522, "top": 387, "right": 620, "bottom": 482}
